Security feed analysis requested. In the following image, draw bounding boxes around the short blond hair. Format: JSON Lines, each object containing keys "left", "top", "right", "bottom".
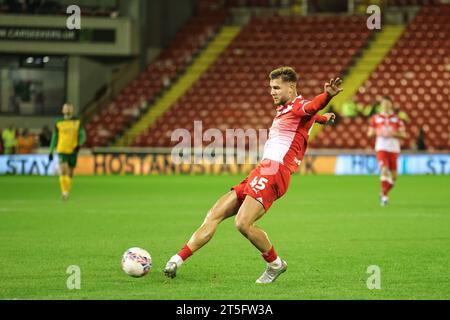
{"left": 269, "top": 66, "right": 299, "bottom": 83}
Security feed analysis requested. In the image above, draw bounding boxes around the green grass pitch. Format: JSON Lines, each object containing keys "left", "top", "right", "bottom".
{"left": 0, "top": 174, "right": 449, "bottom": 300}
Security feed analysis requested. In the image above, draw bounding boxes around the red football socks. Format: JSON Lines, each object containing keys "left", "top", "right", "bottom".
{"left": 386, "top": 182, "right": 394, "bottom": 194}
{"left": 381, "top": 180, "right": 394, "bottom": 196}
{"left": 262, "top": 246, "right": 278, "bottom": 263}
{"left": 178, "top": 244, "right": 193, "bottom": 261}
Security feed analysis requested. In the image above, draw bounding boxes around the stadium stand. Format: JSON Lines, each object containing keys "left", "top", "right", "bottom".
{"left": 387, "top": 0, "right": 441, "bottom": 6}
{"left": 0, "top": 0, "right": 119, "bottom": 16}
{"left": 131, "top": 15, "right": 374, "bottom": 148}
{"left": 225, "top": 0, "right": 295, "bottom": 7}
{"left": 311, "top": 4, "right": 450, "bottom": 150}
{"left": 84, "top": 8, "right": 228, "bottom": 147}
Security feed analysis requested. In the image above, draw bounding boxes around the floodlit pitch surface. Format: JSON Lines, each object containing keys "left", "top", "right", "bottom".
{"left": 0, "top": 175, "right": 448, "bottom": 299}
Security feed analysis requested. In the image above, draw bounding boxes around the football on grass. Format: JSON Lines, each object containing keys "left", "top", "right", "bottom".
{"left": 121, "top": 247, "right": 152, "bottom": 277}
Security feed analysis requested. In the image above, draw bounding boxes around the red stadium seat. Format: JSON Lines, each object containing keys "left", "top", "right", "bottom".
{"left": 86, "top": 8, "right": 229, "bottom": 147}
{"left": 312, "top": 4, "right": 450, "bottom": 150}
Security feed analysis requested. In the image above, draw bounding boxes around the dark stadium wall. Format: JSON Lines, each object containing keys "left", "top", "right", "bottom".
{"left": 146, "top": 0, "right": 194, "bottom": 47}
{"left": 308, "top": 0, "right": 347, "bottom": 13}
{"left": 116, "top": 0, "right": 194, "bottom": 70}
{"left": 144, "top": 0, "right": 195, "bottom": 65}
{"left": 67, "top": 56, "right": 114, "bottom": 115}
{"left": 0, "top": 115, "right": 55, "bottom": 132}
{"left": 0, "top": 0, "right": 195, "bottom": 129}
{"left": 0, "top": 56, "right": 114, "bottom": 129}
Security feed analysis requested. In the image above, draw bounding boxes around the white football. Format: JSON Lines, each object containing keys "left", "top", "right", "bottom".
{"left": 121, "top": 247, "right": 152, "bottom": 277}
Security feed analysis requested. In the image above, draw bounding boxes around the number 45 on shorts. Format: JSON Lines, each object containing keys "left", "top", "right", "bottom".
{"left": 250, "top": 176, "right": 268, "bottom": 193}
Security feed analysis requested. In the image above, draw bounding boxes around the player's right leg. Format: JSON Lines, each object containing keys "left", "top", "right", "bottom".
{"left": 164, "top": 191, "right": 241, "bottom": 278}
{"left": 187, "top": 191, "right": 241, "bottom": 251}
{"left": 58, "top": 159, "right": 70, "bottom": 201}
{"left": 379, "top": 165, "right": 392, "bottom": 206}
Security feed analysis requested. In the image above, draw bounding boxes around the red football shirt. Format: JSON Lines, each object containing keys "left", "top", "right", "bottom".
{"left": 369, "top": 113, "right": 405, "bottom": 152}
{"left": 262, "top": 93, "right": 331, "bottom": 173}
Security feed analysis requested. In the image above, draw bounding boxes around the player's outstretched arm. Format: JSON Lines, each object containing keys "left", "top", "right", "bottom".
{"left": 323, "top": 112, "right": 336, "bottom": 123}
{"left": 367, "top": 116, "right": 376, "bottom": 138}
{"left": 74, "top": 125, "right": 87, "bottom": 153}
{"left": 314, "top": 113, "right": 336, "bottom": 125}
{"left": 324, "top": 78, "right": 343, "bottom": 97}
{"left": 79, "top": 125, "right": 86, "bottom": 146}
{"left": 303, "top": 78, "right": 343, "bottom": 115}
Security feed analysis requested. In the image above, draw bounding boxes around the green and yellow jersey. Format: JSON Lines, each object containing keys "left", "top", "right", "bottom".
{"left": 49, "top": 117, "right": 86, "bottom": 154}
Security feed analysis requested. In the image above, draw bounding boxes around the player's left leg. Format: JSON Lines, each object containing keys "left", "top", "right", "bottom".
{"left": 387, "top": 169, "right": 397, "bottom": 195}
{"left": 384, "top": 152, "right": 399, "bottom": 199}
{"left": 59, "top": 153, "right": 77, "bottom": 200}
{"left": 379, "top": 165, "right": 391, "bottom": 205}
{"left": 66, "top": 166, "right": 74, "bottom": 195}
{"left": 235, "top": 196, "right": 287, "bottom": 284}
{"left": 378, "top": 151, "right": 392, "bottom": 206}
{"left": 235, "top": 196, "right": 270, "bottom": 252}
{"left": 66, "top": 153, "right": 78, "bottom": 195}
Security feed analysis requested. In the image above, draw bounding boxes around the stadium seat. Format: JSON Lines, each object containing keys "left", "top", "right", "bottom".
{"left": 85, "top": 7, "right": 229, "bottom": 147}
{"left": 311, "top": 4, "right": 450, "bottom": 150}
{"left": 129, "top": 14, "right": 374, "bottom": 148}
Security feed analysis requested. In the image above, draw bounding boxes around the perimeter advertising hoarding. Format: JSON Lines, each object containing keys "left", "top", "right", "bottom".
{"left": 0, "top": 153, "right": 335, "bottom": 176}
{"left": 0, "top": 153, "right": 448, "bottom": 176}
{"left": 334, "top": 154, "right": 450, "bottom": 175}
{"left": 0, "top": 154, "right": 91, "bottom": 176}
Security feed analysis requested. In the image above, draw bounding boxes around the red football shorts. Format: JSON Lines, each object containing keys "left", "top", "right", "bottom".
{"left": 231, "top": 159, "right": 291, "bottom": 212}
{"left": 376, "top": 151, "right": 399, "bottom": 171}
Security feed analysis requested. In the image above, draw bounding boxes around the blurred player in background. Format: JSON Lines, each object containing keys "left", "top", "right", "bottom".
{"left": 17, "top": 129, "right": 35, "bottom": 154}
{"left": 368, "top": 96, "right": 407, "bottom": 206}
{"left": 49, "top": 103, "right": 86, "bottom": 201}
{"left": 164, "top": 67, "right": 341, "bottom": 283}
{"left": 2, "top": 125, "right": 17, "bottom": 154}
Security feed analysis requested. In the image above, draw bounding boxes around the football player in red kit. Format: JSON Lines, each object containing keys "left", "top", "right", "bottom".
{"left": 368, "top": 96, "right": 407, "bottom": 206}
{"left": 164, "top": 67, "right": 342, "bottom": 283}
